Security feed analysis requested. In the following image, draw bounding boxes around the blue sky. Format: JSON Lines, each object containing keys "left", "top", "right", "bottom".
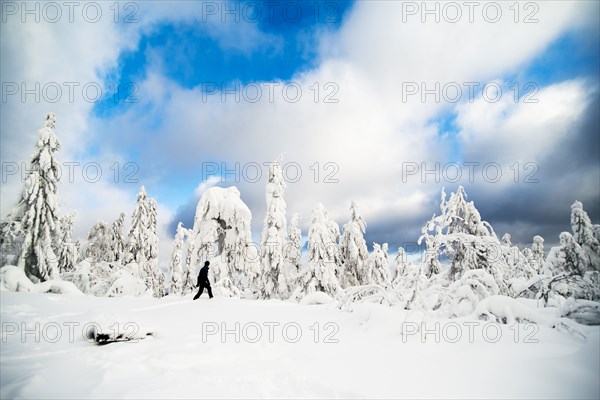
{"left": 2, "top": 0, "right": 599, "bottom": 262}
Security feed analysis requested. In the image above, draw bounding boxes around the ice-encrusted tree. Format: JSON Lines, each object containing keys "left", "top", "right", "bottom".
{"left": 0, "top": 221, "right": 24, "bottom": 267}
{"left": 110, "top": 213, "right": 126, "bottom": 263}
{"left": 366, "top": 242, "right": 390, "bottom": 285}
{"left": 125, "top": 187, "right": 164, "bottom": 297}
{"left": 168, "top": 222, "right": 187, "bottom": 295}
{"left": 145, "top": 198, "right": 163, "bottom": 297}
{"left": 285, "top": 213, "right": 302, "bottom": 273}
{"left": 125, "top": 187, "right": 150, "bottom": 268}
{"left": 339, "top": 202, "right": 369, "bottom": 287}
{"left": 9, "top": 113, "right": 63, "bottom": 281}
{"left": 543, "top": 232, "right": 587, "bottom": 277}
{"left": 393, "top": 247, "right": 407, "bottom": 284}
{"left": 419, "top": 187, "right": 508, "bottom": 293}
{"left": 86, "top": 220, "right": 113, "bottom": 263}
{"left": 58, "top": 213, "right": 78, "bottom": 272}
{"left": 501, "top": 233, "right": 512, "bottom": 246}
{"left": 186, "top": 186, "right": 260, "bottom": 296}
{"left": 531, "top": 235, "right": 546, "bottom": 271}
{"left": 570, "top": 201, "right": 600, "bottom": 270}
{"left": 258, "top": 156, "right": 287, "bottom": 299}
{"left": 181, "top": 226, "right": 196, "bottom": 294}
{"left": 302, "top": 203, "right": 341, "bottom": 296}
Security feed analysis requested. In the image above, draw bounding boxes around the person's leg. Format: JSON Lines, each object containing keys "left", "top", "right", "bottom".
{"left": 193, "top": 286, "right": 205, "bottom": 300}
{"left": 207, "top": 285, "right": 213, "bottom": 299}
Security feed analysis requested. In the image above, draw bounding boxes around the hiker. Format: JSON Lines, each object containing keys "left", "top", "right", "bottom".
{"left": 193, "top": 261, "right": 213, "bottom": 300}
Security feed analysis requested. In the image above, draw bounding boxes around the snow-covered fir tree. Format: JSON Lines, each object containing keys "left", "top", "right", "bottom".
{"left": 501, "top": 233, "right": 512, "bottom": 246}
{"left": 181, "top": 226, "right": 196, "bottom": 294}
{"left": 110, "top": 213, "right": 126, "bottom": 263}
{"left": 125, "top": 187, "right": 150, "bottom": 268}
{"left": 543, "top": 232, "right": 587, "bottom": 277}
{"left": 366, "top": 242, "right": 390, "bottom": 285}
{"left": 186, "top": 186, "right": 260, "bottom": 296}
{"left": 419, "top": 187, "right": 508, "bottom": 294}
{"left": 58, "top": 213, "right": 78, "bottom": 272}
{"left": 85, "top": 220, "right": 113, "bottom": 263}
{"left": 339, "top": 202, "right": 369, "bottom": 287}
{"left": 0, "top": 220, "right": 24, "bottom": 267}
{"left": 393, "top": 247, "right": 407, "bottom": 285}
{"left": 531, "top": 235, "right": 545, "bottom": 271}
{"left": 125, "top": 187, "right": 164, "bottom": 297}
{"left": 570, "top": 201, "right": 600, "bottom": 270}
{"left": 258, "top": 156, "right": 287, "bottom": 299}
{"left": 168, "top": 222, "right": 187, "bottom": 295}
{"left": 10, "top": 113, "right": 63, "bottom": 281}
{"left": 302, "top": 203, "right": 341, "bottom": 296}
{"left": 284, "top": 213, "right": 302, "bottom": 273}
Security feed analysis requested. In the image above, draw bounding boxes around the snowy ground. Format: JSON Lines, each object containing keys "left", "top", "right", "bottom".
{"left": 1, "top": 292, "right": 598, "bottom": 399}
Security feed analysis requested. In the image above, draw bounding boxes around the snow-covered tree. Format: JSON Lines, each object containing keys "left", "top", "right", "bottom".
{"left": 543, "top": 232, "right": 587, "bottom": 277}
{"left": 531, "top": 235, "right": 545, "bottom": 271}
{"left": 339, "top": 202, "right": 369, "bottom": 287}
{"left": 125, "top": 187, "right": 164, "bottom": 297}
{"left": 366, "top": 242, "right": 390, "bottom": 285}
{"left": 11, "top": 113, "right": 62, "bottom": 281}
{"left": 285, "top": 213, "right": 302, "bottom": 272}
{"left": 145, "top": 198, "right": 163, "bottom": 297}
{"left": 168, "top": 222, "right": 187, "bottom": 295}
{"left": 393, "top": 247, "right": 407, "bottom": 284}
{"left": 58, "top": 213, "right": 78, "bottom": 272}
{"left": 181, "top": 226, "right": 196, "bottom": 294}
{"left": 186, "top": 186, "right": 260, "bottom": 296}
{"left": 570, "top": 201, "right": 600, "bottom": 270}
{"left": 0, "top": 221, "right": 24, "bottom": 267}
{"left": 418, "top": 187, "right": 508, "bottom": 293}
{"left": 258, "top": 156, "right": 287, "bottom": 299}
{"left": 501, "top": 233, "right": 512, "bottom": 246}
{"left": 110, "top": 213, "right": 126, "bottom": 263}
{"left": 125, "top": 187, "right": 150, "bottom": 267}
{"left": 302, "top": 203, "right": 341, "bottom": 296}
{"left": 85, "top": 220, "right": 113, "bottom": 263}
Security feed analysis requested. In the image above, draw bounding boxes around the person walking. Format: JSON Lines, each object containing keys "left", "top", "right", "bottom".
{"left": 193, "top": 261, "right": 213, "bottom": 300}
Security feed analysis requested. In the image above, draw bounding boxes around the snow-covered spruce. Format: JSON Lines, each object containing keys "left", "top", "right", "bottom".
{"left": 5, "top": 113, "right": 63, "bottom": 282}
{"left": 366, "top": 242, "right": 390, "bottom": 285}
{"left": 85, "top": 220, "right": 113, "bottom": 263}
{"left": 110, "top": 212, "right": 126, "bottom": 263}
{"left": 571, "top": 201, "right": 600, "bottom": 271}
{"left": 58, "top": 213, "right": 78, "bottom": 273}
{"left": 339, "top": 202, "right": 369, "bottom": 287}
{"left": 186, "top": 186, "right": 260, "bottom": 297}
{"left": 281, "top": 212, "right": 302, "bottom": 295}
{"left": 300, "top": 203, "right": 341, "bottom": 297}
{"left": 168, "top": 222, "right": 187, "bottom": 295}
{"left": 258, "top": 156, "right": 288, "bottom": 299}
{"left": 124, "top": 187, "right": 164, "bottom": 297}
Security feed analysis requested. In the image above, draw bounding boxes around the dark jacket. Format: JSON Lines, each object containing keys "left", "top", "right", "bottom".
{"left": 197, "top": 266, "right": 210, "bottom": 287}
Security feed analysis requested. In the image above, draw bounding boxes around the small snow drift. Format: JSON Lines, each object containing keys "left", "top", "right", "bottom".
{"left": 300, "top": 291, "right": 334, "bottom": 305}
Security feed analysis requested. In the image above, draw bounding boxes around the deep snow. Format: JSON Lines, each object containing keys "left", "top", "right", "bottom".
{"left": 1, "top": 291, "right": 598, "bottom": 399}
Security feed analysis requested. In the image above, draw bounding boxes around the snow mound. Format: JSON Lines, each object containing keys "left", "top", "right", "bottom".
{"left": 0, "top": 265, "right": 35, "bottom": 292}
{"left": 300, "top": 291, "right": 334, "bottom": 305}
{"left": 35, "top": 280, "right": 83, "bottom": 295}
{"left": 473, "top": 295, "right": 587, "bottom": 338}
{"left": 1, "top": 265, "right": 83, "bottom": 294}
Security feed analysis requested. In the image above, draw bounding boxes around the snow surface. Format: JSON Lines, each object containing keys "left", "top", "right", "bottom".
{"left": 1, "top": 291, "right": 598, "bottom": 399}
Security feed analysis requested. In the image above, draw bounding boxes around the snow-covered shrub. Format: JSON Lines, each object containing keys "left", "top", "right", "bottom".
{"left": 0, "top": 265, "right": 35, "bottom": 292}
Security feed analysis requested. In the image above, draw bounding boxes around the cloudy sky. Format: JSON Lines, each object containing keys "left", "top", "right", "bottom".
{"left": 1, "top": 0, "right": 599, "bottom": 265}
